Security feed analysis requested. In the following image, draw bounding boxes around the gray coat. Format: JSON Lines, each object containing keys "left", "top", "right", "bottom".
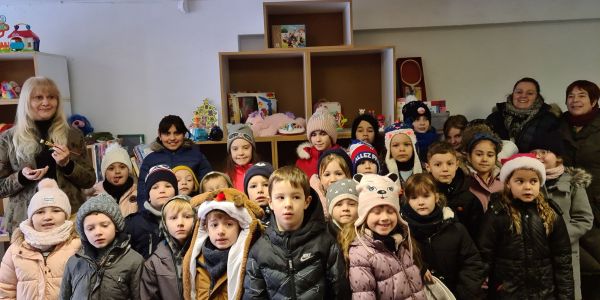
{"left": 59, "top": 233, "right": 144, "bottom": 300}
{"left": 140, "top": 240, "right": 182, "bottom": 300}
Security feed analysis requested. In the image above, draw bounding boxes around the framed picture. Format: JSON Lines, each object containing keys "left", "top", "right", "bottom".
{"left": 396, "top": 57, "right": 427, "bottom": 101}
{"left": 117, "top": 134, "right": 145, "bottom": 156}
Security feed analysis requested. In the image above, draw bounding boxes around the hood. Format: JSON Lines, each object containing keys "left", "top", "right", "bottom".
{"left": 79, "top": 231, "right": 131, "bottom": 263}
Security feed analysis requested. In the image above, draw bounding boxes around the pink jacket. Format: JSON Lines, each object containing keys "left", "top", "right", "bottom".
{"left": 0, "top": 229, "right": 81, "bottom": 300}
{"left": 91, "top": 180, "right": 138, "bottom": 218}
{"left": 349, "top": 231, "right": 426, "bottom": 300}
{"left": 468, "top": 166, "right": 503, "bottom": 211}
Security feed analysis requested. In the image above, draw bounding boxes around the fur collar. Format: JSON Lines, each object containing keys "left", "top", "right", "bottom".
{"left": 150, "top": 138, "right": 195, "bottom": 152}
{"left": 296, "top": 141, "right": 314, "bottom": 160}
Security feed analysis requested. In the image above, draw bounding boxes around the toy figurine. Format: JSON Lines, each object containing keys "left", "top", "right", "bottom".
{"left": 0, "top": 16, "right": 9, "bottom": 38}
{"left": 68, "top": 114, "right": 94, "bottom": 136}
{"left": 334, "top": 112, "right": 348, "bottom": 129}
{"left": 1, "top": 81, "right": 21, "bottom": 99}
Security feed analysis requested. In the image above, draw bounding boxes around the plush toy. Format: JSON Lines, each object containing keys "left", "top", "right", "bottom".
{"left": 68, "top": 114, "right": 94, "bottom": 136}
{"left": 245, "top": 111, "right": 306, "bottom": 137}
{"left": 1, "top": 81, "right": 21, "bottom": 99}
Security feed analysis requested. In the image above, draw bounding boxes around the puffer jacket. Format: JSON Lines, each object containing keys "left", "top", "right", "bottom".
{"left": 243, "top": 189, "right": 350, "bottom": 300}
{"left": 295, "top": 142, "right": 341, "bottom": 178}
{"left": 0, "top": 127, "right": 95, "bottom": 233}
{"left": 124, "top": 204, "right": 161, "bottom": 259}
{"left": 437, "top": 168, "right": 485, "bottom": 238}
{"left": 59, "top": 232, "right": 144, "bottom": 300}
{"left": 468, "top": 165, "right": 503, "bottom": 211}
{"left": 0, "top": 228, "right": 80, "bottom": 300}
{"left": 90, "top": 180, "right": 138, "bottom": 218}
{"left": 477, "top": 194, "right": 574, "bottom": 299}
{"left": 137, "top": 139, "right": 212, "bottom": 206}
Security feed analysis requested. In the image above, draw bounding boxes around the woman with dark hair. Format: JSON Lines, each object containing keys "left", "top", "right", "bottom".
{"left": 350, "top": 113, "right": 384, "bottom": 155}
{"left": 136, "top": 115, "right": 212, "bottom": 205}
{"left": 486, "top": 77, "right": 560, "bottom": 152}
{"left": 443, "top": 114, "right": 468, "bottom": 151}
{"left": 558, "top": 80, "right": 600, "bottom": 299}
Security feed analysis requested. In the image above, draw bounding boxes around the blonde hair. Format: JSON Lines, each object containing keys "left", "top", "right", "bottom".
{"left": 162, "top": 198, "right": 194, "bottom": 219}
{"left": 12, "top": 77, "right": 69, "bottom": 164}
{"left": 318, "top": 154, "right": 351, "bottom": 179}
{"left": 268, "top": 166, "right": 309, "bottom": 198}
{"left": 200, "top": 172, "right": 233, "bottom": 193}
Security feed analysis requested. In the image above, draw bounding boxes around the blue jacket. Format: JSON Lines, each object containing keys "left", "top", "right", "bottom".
{"left": 124, "top": 206, "right": 161, "bottom": 259}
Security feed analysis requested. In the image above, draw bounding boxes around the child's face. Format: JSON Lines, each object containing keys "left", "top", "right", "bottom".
{"left": 206, "top": 211, "right": 240, "bottom": 250}
{"left": 408, "top": 191, "right": 438, "bottom": 216}
{"left": 412, "top": 116, "right": 430, "bottom": 133}
{"left": 507, "top": 169, "right": 540, "bottom": 202}
{"left": 175, "top": 169, "right": 195, "bottom": 196}
{"left": 230, "top": 139, "right": 252, "bottom": 166}
{"left": 390, "top": 134, "right": 414, "bottom": 162}
{"left": 331, "top": 199, "right": 358, "bottom": 226}
{"left": 165, "top": 208, "right": 195, "bottom": 244}
{"left": 31, "top": 206, "right": 67, "bottom": 232}
{"left": 83, "top": 213, "right": 116, "bottom": 249}
{"left": 320, "top": 161, "right": 347, "bottom": 190}
{"left": 468, "top": 140, "right": 497, "bottom": 175}
{"left": 356, "top": 160, "right": 378, "bottom": 174}
{"left": 446, "top": 127, "right": 462, "bottom": 150}
{"left": 105, "top": 162, "right": 129, "bottom": 186}
{"left": 356, "top": 121, "right": 375, "bottom": 144}
{"left": 269, "top": 180, "right": 311, "bottom": 232}
{"left": 247, "top": 175, "right": 270, "bottom": 206}
{"left": 203, "top": 177, "right": 229, "bottom": 193}
{"left": 366, "top": 205, "right": 398, "bottom": 236}
{"left": 426, "top": 153, "right": 459, "bottom": 184}
{"left": 159, "top": 125, "right": 185, "bottom": 151}
{"left": 531, "top": 149, "right": 559, "bottom": 169}
{"left": 310, "top": 130, "right": 332, "bottom": 151}
{"left": 149, "top": 181, "right": 176, "bottom": 210}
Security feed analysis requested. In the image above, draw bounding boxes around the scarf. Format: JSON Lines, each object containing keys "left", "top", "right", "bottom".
{"left": 566, "top": 106, "right": 600, "bottom": 127}
{"left": 200, "top": 240, "right": 230, "bottom": 289}
{"left": 502, "top": 98, "right": 543, "bottom": 139}
{"left": 401, "top": 204, "right": 443, "bottom": 240}
{"left": 144, "top": 201, "right": 163, "bottom": 217}
{"left": 546, "top": 164, "right": 565, "bottom": 180}
{"left": 103, "top": 177, "right": 134, "bottom": 201}
{"left": 19, "top": 220, "right": 73, "bottom": 251}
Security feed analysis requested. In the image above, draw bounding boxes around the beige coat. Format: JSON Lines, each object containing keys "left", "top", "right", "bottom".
{"left": 90, "top": 181, "right": 138, "bottom": 218}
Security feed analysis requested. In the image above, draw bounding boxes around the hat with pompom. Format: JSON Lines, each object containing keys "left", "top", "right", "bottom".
{"left": 307, "top": 107, "right": 338, "bottom": 144}
{"left": 499, "top": 153, "right": 546, "bottom": 185}
{"left": 100, "top": 143, "right": 132, "bottom": 177}
{"left": 28, "top": 179, "right": 71, "bottom": 219}
{"left": 402, "top": 100, "right": 431, "bottom": 124}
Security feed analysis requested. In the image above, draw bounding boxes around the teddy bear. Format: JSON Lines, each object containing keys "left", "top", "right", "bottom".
{"left": 244, "top": 111, "right": 306, "bottom": 137}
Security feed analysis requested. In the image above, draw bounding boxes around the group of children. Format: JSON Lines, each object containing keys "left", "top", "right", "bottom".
{"left": 0, "top": 98, "right": 589, "bottom": 300}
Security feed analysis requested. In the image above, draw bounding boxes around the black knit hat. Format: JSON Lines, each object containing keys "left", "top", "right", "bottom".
{"left": 528, "top": 131, "right": 565, "bottom": 156}
{"left": 243, "top": 162, "right": 274, "bottom": 195}
{"left": 402, "top": 100, "right": 432, "bottom": 124}
{"left": 317, "top": 148, "right": 353, "bottom": 176}
{"left": 145, "top": 165, "right": 179, "bottom": 200}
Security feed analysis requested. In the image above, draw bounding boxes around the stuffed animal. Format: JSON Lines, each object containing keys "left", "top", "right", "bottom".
{"left": 68, "top": 114, "right": 94, "bottom": 136}
{"left": 245, "top": 111, "right": 306, "bottom": 137}
{"left": 1, "top": 81, "right": 20, "bottom": 99}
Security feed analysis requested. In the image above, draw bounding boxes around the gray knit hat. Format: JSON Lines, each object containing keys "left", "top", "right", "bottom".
{"left": 326, "top": 179, "right": 358, "bottom": 216}
{"left": 76, "top": 193, "right": 125, "bottom": 241}
{"left": 226, "top": 124, "right": 256, "bottom": 153}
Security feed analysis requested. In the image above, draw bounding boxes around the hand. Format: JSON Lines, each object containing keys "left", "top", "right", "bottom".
{"left": 424, "top": 270, "right": 434, "bottom": 284}
{"left": 51, "top": 143, "right": 71, "bottom": 167}
{"left": 22, "top": 166, "right": 49, "bottom": 181}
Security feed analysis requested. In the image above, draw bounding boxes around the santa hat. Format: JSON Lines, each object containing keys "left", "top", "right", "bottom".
{"left": 384, "top": 128, "right": 422, "bottom": 176}
{"left": 499, "top": 153, "right": 546, "bottom": 185}
{"left": 307, "top": 107, "right": 338, "bottom": 144}
{"left": 348, "top": 141, "right": 380, "bottom": 174}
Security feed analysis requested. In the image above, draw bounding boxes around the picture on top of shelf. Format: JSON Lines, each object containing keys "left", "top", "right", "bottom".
{"left": 228, "top": 92, "right": 277, "bottom": 124}
{"left": 271, "top": 25, "right": 306, "bottom": 48}
{"left": 396, "top": 57, "right": 427, "bottom": 101}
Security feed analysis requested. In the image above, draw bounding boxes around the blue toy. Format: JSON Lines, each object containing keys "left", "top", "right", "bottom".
{"left": 68, "top": 114, "right": 94, "bottom": 136}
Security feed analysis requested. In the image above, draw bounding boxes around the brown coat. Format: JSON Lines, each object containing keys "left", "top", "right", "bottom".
{"left": 194, "top": 254, "right": 227, "bottom": 300}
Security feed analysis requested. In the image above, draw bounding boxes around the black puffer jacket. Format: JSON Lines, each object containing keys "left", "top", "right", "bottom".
{"left": 436, "top": 168, "right": 484, "bottom": 239}
{"left": 477, "top": 194, "right": 574, "bottom": 299}
{"left": 243, "top": 189, "right": 350, "bottom": 300}
{"left": 124, "top": 206, "right": 161, "bottom": 259}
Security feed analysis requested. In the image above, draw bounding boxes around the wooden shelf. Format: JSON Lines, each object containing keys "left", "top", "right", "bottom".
{"left": 0, "top": 99, "right": 18, "bottom": 105}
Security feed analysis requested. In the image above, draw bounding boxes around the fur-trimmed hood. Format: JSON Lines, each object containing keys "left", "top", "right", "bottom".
{"left": 565, "top": 167, "right": 592, "bottom": 188}
{"left": 296, "top": 141, "right": 314, "bottom": 160}
{"left": 150, "top": 138, "right": 196, "bottom": 152}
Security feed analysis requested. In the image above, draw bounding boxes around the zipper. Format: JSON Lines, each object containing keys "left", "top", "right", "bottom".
{"left": 286, "top": 235, "right": 297, "bottom": 300}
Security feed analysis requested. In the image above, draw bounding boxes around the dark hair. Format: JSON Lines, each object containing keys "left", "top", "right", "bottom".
{"left": 158, "top": 115, "right": 188, "bottom": 135}
{"left": 426, "top": 141, "right": 457, "bottom": 162}
{"left": 566, "top": 80, "right": 600, "bottom": 106}
{"left": 404, "top": 173, "right": 446, "bottom": 207}
{"left": 506, "top": 77, "right": 545, "bottom": 103}
{"left": 443, "top": 115, "right": 468, "bottom": 138}
{"left": 351, "top": 114, "right": 384, "bottom": 153}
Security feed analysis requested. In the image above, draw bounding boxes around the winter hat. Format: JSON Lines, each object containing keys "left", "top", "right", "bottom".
{"left": 173, "top": 165, "right": 200, "bottom": 193}
{"left": 100, "top": 143, "right": 132, "bottom": 177}
{"left": 528, "top": 131, "right": 565, "bottom": 157}
{"left": 317, "top": 148, "right": 353, "bottom": 176}
{"left": 498, "top": 140, "right": 519, "bottom": 161}
{"left": 326, "top": 179, "right": 358, "bottom": 216}
{"left": 76, "top": 193, "right": 125, "bottom": 241}
{"left": 307, "top": 107, "right": 338, "bottom": 144}
{"left": 499, "top": 153, "right": 546, "bottom": 185}
{"left": 145, "top": 165, "right": 179, "bottom": 199}
{"left": 226, "top": 124, "right": 256, "bottom": 153}
{"left": 28, "top": 179, "right": 71, "bottom": 219}
{"left": 384, "top": 128, "right": 423, "bottom": 175}
{"left": 466, "top": 132, "right": 503, "bottom": 154}
{"left": 348, "top": 141, "right": 380, "bottom": 174}
{"left": 354, "top": 173, "right": 401, "bottom": 227}
{"left": 199, "top": 171, "right": 233, "bottom": 193}
{"left": 402, "top": 100, "right": 431, "bottom": 124}
{"left": 243, "top": 162, "right": 274, "bottom": 195}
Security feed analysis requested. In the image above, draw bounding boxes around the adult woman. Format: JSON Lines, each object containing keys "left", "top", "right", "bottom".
{"left": 558, "top": 80, "right": 600, "bottom": 300}
{"left": 486, "top": 77, "right": 560, "bottom": 152}
{"left": 0, "top": 77, "right": 95, "bottom": 233}
{"left": 136, "top": 115, "right": 212, "bottom": 206}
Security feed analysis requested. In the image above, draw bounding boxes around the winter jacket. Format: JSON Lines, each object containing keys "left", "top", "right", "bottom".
{"left": 309, "top": 174, "right": 330, "bottom": 219}
{"left": 140, "top": 241, "right": 182, "bottom": 300}
{"left": 544, "top": 167, "right": 593, "bottom": 300}
{"left": 231, "top": 163, "right": 251, "bottom": 192}
{"left": 477, "top": 194, "right": 574, "bottom": 299}
{"left": 0, "top": 127, "right": 95, "bottom": 233}
{"left": 437, "top": 168, "right": 485, "bottom": 239}
{"left": 0, "top": 228, "right": 81, "bottom": 300}
{"left": 348, "top": 229, "right": 426, "bottom": 300}
{"left": 124, "top": 206, "right": 161, "bottom": 259}
{"left": 243, "top": 189, "right": 350, "bottom": 300}
{"left": 193, "top": 253, "right": 227, "bottom": 300}
{"left": 486, "top": 102, "right": 560, "bottom": 152}
{"left": 59, "top": 232, "right": 144, "bottom": 300}
{"left": 295, "top": 142, "right": 341, "bottom": 178}
{"left": 414, "top": 127, "right": 439, "bottom": 163}
{"left": 137, "top": 139, "right": 212, "bottom": 206}
{"left": 403, "top": 206, "right": 485, "bottom": 300}
{"left": 468, "top": 165, "right": 503, "bottom": 211}
{"left": 90, "top": 180, "right": 138, "bottom": 218}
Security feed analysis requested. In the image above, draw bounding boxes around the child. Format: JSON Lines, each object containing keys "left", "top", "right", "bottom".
{"left": 60, "top": 193, "right": 144, "bottom": 300}
{"left": 382, "top": 124, "right": 423, "bottom": 186}
{"left": 426, "top": 141, "right": 484, "bottom": 238}
{"left": 443, "top": 114, "right": 468, "bottom": 151}
{"left": 530, "top": 134, "right": 593, "bottom": 300}
{"left": 402, "top": 100, "right": 439, "bottom": 162}
{"left": 243, "top": 161, "right": 274, "bottom": 225}
{"left": 309, "top": 148, "right": 352, "bottom": 218}
{"left": 348, "top": 140, "right": 380, "bottom": 175}
{"left": 226, "top": 124, "right": 257, "bottom": 191}
{"left": 464, "top": 131, "right": 503, "bottom": 211}
{"left": 173, "top": 165, "right": 200, "bottom": 197}
{"left": 90, "top": 143, "right": 138, "bottom": 218}
{"left": 141, "top": 195, "right": 196, "bottom": 300}
{"left": 0, "top": 179, "right": 80, "bottom": 300}
{"left": 400, "top": 173, "right": 485, "bottom": 299}
{"left": 327, "top": 178, "right": 359, "bottom": 232}
{"left": 351, "top": 113, "right": 385, "bottom": 154}
{"left": 477, "top": 153, "right": 574, "bottom": 299}
{"left": 345, "top": 173, "right": 425, "bottom": 299}
{"left": 125, "top": 165, "right": 178, "bottom": 259}
{"left": 296, "top": 107, "right": 340, "bottom": 178}
{"left": 183, "top": 188, "right": 263, "bottom": 300}
{"left": 244, "top": 166, "right": 350, "bottom": 299}
{"left": 199, "top": 171, "right": 233, "bottom": 193}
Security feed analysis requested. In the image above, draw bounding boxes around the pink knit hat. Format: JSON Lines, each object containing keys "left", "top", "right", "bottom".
{"left": 28, "top": 179, "right": 71, "bottom": 218}
{"left": 354, "top": 173, "right": 401, "bottom": 227}
{"left": 500, "top": 153, "right": 546, "bottom": 185}
{"left": 306, "top": 107, "right": 338, "bottom": 144}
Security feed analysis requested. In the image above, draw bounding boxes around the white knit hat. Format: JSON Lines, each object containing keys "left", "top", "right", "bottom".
{"left": 306, "top": 107, "right": 338, "bottom": 144}
{"left": 499, "top": 153, "right": 546, "bottom": 185}
{"left": 384, "top": 128, "right": 422, "bottom": 176}
{"left": 28, "top": 179, "right": 71, "bottom": 219}
{"left": 101, "top": 143, "right": 132, "bottom": 177}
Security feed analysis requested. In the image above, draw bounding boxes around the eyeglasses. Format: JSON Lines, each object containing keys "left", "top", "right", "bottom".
{"left": 228, "top": 132, "right": 252, "bottom": 141}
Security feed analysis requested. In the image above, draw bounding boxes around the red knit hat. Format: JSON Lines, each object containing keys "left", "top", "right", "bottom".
{"left": 348, "top": 141, "right": 380, "bottom": 174}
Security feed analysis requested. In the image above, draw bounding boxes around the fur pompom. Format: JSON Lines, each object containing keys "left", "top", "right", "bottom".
{"left": 296, "top": 142, "right": 312, "bottom": 160}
